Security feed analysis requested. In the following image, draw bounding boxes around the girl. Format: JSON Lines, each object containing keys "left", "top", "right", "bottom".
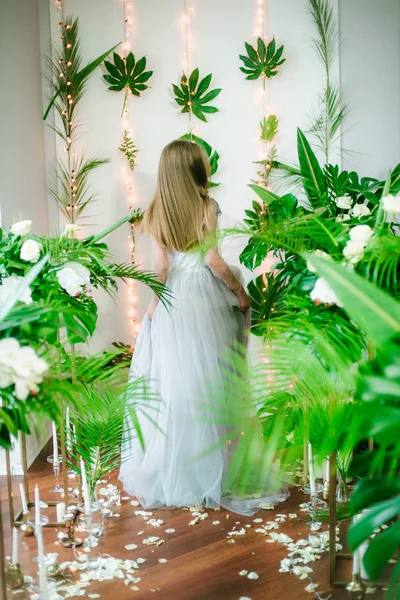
{"left": 119, "top": 140, "right": 288, "bottom": 515}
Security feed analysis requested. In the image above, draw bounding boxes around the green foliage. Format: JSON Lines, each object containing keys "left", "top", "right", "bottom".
{"left": 172, "top": 68, "right": 221, "bottom": 122}
{"left": 119, "top": 130, "right": 138, "bottom": 171}
{"left": 307, "top": 0, "right": 347, "bottom": 162}
{"left": 44, "top": 16, "right": 116, "bottom": 223}
{"left": 260, "top": 115, "right": 279, "bottom": 143}
{"left": 68, "top": 380, "right": 160, "bottom": 491}
{"left": 297, "top": 128, "right": 328, "bottom": 208}
{"left": 103, "top": 52, "right": 153, "bottom": 116}
{"left": 239, "top": 37, "right": 285, "bottom": 83}
{"left": 179, "top": 133, "right": 220, "bottom": 187}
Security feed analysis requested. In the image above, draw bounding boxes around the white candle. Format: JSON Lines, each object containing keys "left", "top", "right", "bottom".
{"left": 12, "top": 527, "right": 18, "bottom": 564}
{"left": 65, "top": 408, "right": 72, "bottom": 455}
{"left": 34, "top": 485, "right": 48, "bottom": 600}
{"left": 308, "top": 443, "right": 316, "bottom": 495}
{"left": 56, "top": 502, "right": 65, "bottom": 523}
{"left": 325, "top": 457, "right": 330, "bottom": 481}
{"left": 35, "top": 484, "right": 41, "bottom": 529}
{"left": 80, "top": 457, "right": 91, "bottom": 514}
{"left": 52, "top": 422, "right": 59, "bottom": 466}
{"left": 19, "top": 482, "right": 28, "bottom": 514}
{"left": 352, "top": 515, "right": 361, "bottom": 575}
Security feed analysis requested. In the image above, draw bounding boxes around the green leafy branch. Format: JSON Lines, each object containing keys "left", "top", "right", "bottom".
{"left": 172, "top": 68, "right": 221, "bottom": 122}
{"left": 179, "top": 133, "right": 220, "bottom": 187}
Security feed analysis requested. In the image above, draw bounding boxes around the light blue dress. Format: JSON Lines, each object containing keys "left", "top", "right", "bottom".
{"left": 119, "top": 201, "right": 289, "bottom": 515}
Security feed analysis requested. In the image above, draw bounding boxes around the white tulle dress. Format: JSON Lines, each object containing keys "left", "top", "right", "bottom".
{"left": 119, "top": 202, "right": 289, "bottom": 516}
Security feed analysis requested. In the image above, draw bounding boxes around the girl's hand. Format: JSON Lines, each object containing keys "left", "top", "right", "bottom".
{"left": 236, "top": 286, "right": 251, "bottom": 312}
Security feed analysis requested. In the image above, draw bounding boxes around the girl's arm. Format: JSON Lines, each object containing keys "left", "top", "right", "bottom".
{"left": 205, "top": 205, "right": 251, "bottom": 312}
{"left": 147, "top": 237, "right": 169, "bottom": 319}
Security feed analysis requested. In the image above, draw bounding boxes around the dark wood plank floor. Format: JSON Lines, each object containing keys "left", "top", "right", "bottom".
{"left": 1, "top": 449, "right": 382, "bottom": 599}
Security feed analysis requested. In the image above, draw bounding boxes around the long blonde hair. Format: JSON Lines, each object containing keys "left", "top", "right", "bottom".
{"left": 143, "top": 140, "right": 213, "bottom": 251}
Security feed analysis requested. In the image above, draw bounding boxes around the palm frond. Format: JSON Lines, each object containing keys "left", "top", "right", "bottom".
{"left": 307, "top": 0, "right": 338, "bottom": 76}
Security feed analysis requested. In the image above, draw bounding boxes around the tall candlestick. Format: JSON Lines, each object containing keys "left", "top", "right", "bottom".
{"left": 56, "top": 502, "right": 65, "bottom": 523}
{"left": 19, "top": 482, "right": 28, "bottom": 514}
{"left": 35, "top": 484, "right": 41, "bottom": 529}
{"left": 52, "top": 422, "right": 59, "bottom": 466}
{"left": 308, "top": 443, "right": 316, "bottom": 495}
{"left": 352, "top": 516, "right": 361, "bottom": 575}
{"left": 80, "top": 457, "right": 91, "bottom": 513}
{"left": 12, "top": 527, "right": 18, "bottom": 564}
{"left": 34, "top": 485, "right": 48, "bottom": 600}
{"left": 65, "top": 408, "right": 72, "bottom": 455}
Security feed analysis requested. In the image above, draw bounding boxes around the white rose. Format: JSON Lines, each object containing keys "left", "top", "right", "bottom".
{"left": 62, "top": 224, "right": 80, "bottom": 238}
{"left": 335, "top": 214, "right": 350, "bottom": 223}
{"left": 56, "top": 262, "right": 91, "bottom": 296}
{"left": 382, "top": 194, "right": 400, "bottom": 215}
{"left": 13, "top": 346, "right": 48, "bottom": 379}
{"left": 351, "top": 203, "right": 371, "bottom": 218}
{"left": 0, "top": 365, "right": 14, "bottom": 389}
{"left": 343, "top": 240, "right": 365, "bottom": 264}
{"left": 13, "top": 377, "right": 32, "bottom": 401}
{"left": 20, "top": 239, "right": 41, "bottom": 263}
{"left": 349, "top": 224, "right": 373, "bottom": 244}
{"left": 0, "top": 338, "right": 21, "bottom": 368}
{"left": 0, "top": 275, "right": 32, "bottom": 305}
{"left": 10, "top": 220, "right": 32, "bottom": 236}
{"left": 310, "top": 277, "right": 343, "bottom": 307}
{"left": 335, "top": 195, "right": 353, "bottom": 210}
{"left": 306, "top": 250, "right": 331, "bottom": 274}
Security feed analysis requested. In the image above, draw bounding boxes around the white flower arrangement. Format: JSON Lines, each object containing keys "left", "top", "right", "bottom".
{"left": 351, "top": 203, "right": 371, "bottom": 218}
{"left": 343, "top": 224, "right": 374, "bottom": 265}
{"left": 0, "top": 338, "right": 48, "bottom": 400}
{"left": 381, "top": 193, "right": 400, "bottom": 215}
{"left": 10, "top": 220, "right": 32, "bottom": 236}
{"left": 20, "top": 239, "right": 41, "bottom": 263}
{"left": 310, "top": 277, "right": 343, "bottom": 307}
{"left": 0, "top": 275, "right": 33, "bottom": 306}
{"left": 62, "top": 223, "right": 81, "bottom": 237}
{"left": 56, "top": 262, "right": 91, "bottom": 296}
{"left": 335, "top": 195, "right": 353, "bottom": 210}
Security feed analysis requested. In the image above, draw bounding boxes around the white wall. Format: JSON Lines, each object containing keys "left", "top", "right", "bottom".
{"left": 40, "top": 0, "right": 332, "bottom": 349}
{"left": 0, "top": 0, "right": 49, "bottom": 234}
{"left": 3, "top": 0, "right": 398, "bottom": 349}
{"left": 339, "top": 0, "right": 400, "bottom": 178}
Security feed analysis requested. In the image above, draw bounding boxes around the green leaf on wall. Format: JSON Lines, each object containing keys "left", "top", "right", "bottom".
{"left": 239, "top": 37, "right": 285, "bottom": 82}
{"left": 172, "top": 68, "right": 221, "bottom": 122}
{"left": 260, "top": 114, "right": 279, "bottom": 142}
{"left": 103, "top": 52, "right": 153, "bottom": 115}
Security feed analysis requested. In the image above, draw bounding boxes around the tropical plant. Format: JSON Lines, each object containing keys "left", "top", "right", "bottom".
{"left": 103, "top": 52, "right": 153, "bottom": 116}
{"left": 68, "top": 379, "right": 159, "bottom": 493}
{"left": 239, "top": 37, "right": 285, "bottom": 87}
{"left": 179, "top": 133, "right": 220, "bottom": 187}
{"left": 228, "top": 127, "right": 400, "bottom": 496}
{"left": 260, "top": 115, "right": 279, "bottom": 143}
{"left": 172, "top": 68, "right": 221, "bottom": 122}
{"left": 305, "top": 255, "right": 400, "bottom": 592}
{"left": 119, "top": 129, "right": 138, "bottom": 171}
{"left": 44, "top": 16, "right": 118, "bottom": 224}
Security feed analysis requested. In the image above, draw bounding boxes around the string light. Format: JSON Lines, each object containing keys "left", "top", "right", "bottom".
{"left": 121, "top": 0, "right": 139, "bottom": 339}
{"left": 181, "top": 0, "right": 196, "bottom": 135}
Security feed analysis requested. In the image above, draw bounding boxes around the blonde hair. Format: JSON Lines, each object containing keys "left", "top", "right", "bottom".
{"left": 143, "top": 140, "right": 213, "bottom": 251}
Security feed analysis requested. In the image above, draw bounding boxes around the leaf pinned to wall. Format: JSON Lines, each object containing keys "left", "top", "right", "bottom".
{"left": 239, "top": 37, "right": 285, "bottom": 83}
{"left": 260, "top": 115, "right": 279, "bottom": 143}
{"left": 103, "top": 52, "right": 153, "bottom": 116}
{"left": 179, "top": 133, "right": 220, "bottom": 187}
{"left": 172, "top": 68, "right": 221, "bottom": 122}
{"left": 119, "top": 130, "right": 138, "bottom": 171}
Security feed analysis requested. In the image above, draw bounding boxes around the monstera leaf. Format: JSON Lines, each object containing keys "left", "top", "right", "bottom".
{"left": 173, "top": 68, "right": 221, "bottom": 122}
{"left": 240, "top": 37, "right": 285, "bottom": 83}
{"left": 103, "top": 52, "right": 153, "bottom": 115}
{"left": 179, "top": 133, "right": 220, "bottom": 187}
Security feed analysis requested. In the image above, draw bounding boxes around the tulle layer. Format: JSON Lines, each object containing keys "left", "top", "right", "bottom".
{"left": 119, "top": 264, "right": 289, "bottom": 516}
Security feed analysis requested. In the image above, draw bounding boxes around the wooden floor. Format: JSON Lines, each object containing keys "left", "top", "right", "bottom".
{"left": 1, "top": 450, "right": 382, "bottom": 600}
